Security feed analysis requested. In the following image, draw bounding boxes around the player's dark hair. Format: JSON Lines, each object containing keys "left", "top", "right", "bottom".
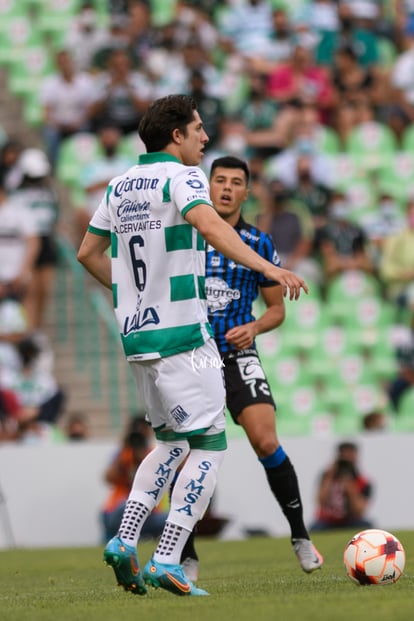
{"left": 210, "top": 156, "right": 250, "bottom": 184}
{"left": 138, "top": 94, "right": 197, "bottom": 152}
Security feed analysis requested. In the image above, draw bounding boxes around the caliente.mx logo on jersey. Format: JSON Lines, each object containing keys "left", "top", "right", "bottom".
{"left": 205, "top": 277, "right": 240, "bottom": 313}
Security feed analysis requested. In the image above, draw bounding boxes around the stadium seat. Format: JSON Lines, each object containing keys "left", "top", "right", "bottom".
{"left": 345, "top": 122, "right": 398, "bottom": 172}
{"left": 345, "top": 178, "right": 377, "bottom": 221}
{"left": 325, "top": 271, "right": 382, "bottom": 324}
{"left": 314, "top": 125, "right": 341, "bottom": 155}
{"left": 396, "top": 387, "right": 414, "bottom": 417}
{"left": 331, "top": 153, "right": 361, "bottom": 191}
{"left": 350, "top": 382, "right": 389, "bottom": 415}
{"left": 0, "top": 1, "right": 26, "bottom": 31}
{"left": 282, "top": 296, "right": 326, "bottom": 351}
{"left": 401, "top": 123, "right": 414, "bottom": 153}
{"left": 266, "top": 354, "right": 313, "bottom": 392}
{"left": 7, "top": 44, "right": 53, "bottom": 99}
{"left": 36, "top": 0, "right": 83, "bottom": 47}
{"left": 118, "top": 134, "right": 146, "bottom": 160}
{"left": 22, "top": 92, "right": 43, "bottom": 127}
{"left": 0, "top": 15, "right": 43, "bottom": 67}
{"left": 313, "top": 324, "right": 359, "bottom": 363}
{"left": 332, "top": 410, "right": 363, "bottom": 435}
{"left": 275, "top": 385, "right": 324, "bottom": 436}
{"left": 336, "top": 297, "right": 397, "bottom": 349}
{"left": 56, "top": 133, "right": 102, "bottom": 188}
{"left": 378, "top": 152, "right": 414, "bottom": 201}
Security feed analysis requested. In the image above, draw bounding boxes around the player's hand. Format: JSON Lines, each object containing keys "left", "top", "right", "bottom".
{"left": 225, "top": 323, "right": 257, "bottom": 350}
{"left": 265, "top": 266, "right": 308, "bottom": 300}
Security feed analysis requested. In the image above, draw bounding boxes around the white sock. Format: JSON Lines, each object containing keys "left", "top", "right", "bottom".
{"left": 153, "top": 522, "right": 191, "bottom": 565}
{"left": 153, "top": 448, "right": 225, "bottom": 564}
{"left": 118, "top": 440, "right": 189, "bottom": 547}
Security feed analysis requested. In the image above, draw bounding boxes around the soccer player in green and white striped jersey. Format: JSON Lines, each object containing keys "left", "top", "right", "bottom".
{"left": 78, "top": 94, "right": 308, "bottom": 597}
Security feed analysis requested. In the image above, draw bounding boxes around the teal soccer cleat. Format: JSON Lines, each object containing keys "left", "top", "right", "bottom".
{"left": 103, "top": 536, "right": 147, "bottom": 595}
{"left": 143, "top": 558, "right": 209, "bottom": 596}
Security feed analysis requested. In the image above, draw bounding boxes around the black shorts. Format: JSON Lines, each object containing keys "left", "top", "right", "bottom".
{"left": 36, "top": 236, "right": 59, "bottom": 267}
{"left": 223, "top": 349, "right": 275, "bottom": 424}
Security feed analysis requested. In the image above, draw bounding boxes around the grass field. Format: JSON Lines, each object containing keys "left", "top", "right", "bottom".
{"left": 0, "top": 530, "right": 412, "bottom": 621}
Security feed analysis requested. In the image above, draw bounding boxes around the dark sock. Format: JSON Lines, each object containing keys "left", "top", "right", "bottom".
{"left": 263, "top": 455, "right": 309, "bottom": 540}
{"left": 180, "top": 528, "right": 198, "bottom": 562}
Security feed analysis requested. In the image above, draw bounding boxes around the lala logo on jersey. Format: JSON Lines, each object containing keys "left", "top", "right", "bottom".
{"left": 123, "top": 306, "right": 160, "bottom": 334}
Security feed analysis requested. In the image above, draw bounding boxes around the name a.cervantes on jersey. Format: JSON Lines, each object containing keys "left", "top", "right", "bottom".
{"left": 114, "top": 220, "right": 161, "bottom": 234}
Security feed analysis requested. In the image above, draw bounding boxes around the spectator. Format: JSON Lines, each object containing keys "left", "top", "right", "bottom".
{"left": 63, "top": 1, "right": 110, "bottom": 71}
{"left": 379, "top": 194, "right": 414, "bottom": 310}
{"left": 359, "top": 189, "right": 406, "bottom": 268}
{"left": 202, "top": 115, "right": 249, "bottom": 173}
{"left": 387, "top": 325, "right": 414, "bottom": 412}
{"left": 217, "top": 0, "right": 274, "bottom": 59}
{"left": 0, "top": 180, "right": 40, "bottom": 311}
{"left": 74, "top": 122, "right": 135, "bottom": 240}
{"left": 64, "top": 412, "right": 89, "bottom": 441}
{"left": 187, "top": 69, "right": 224, "bottom": 148}
{"left": 331, "top": 44, "right": 379, "bottom": 107}
{"left": 89, "top": 48, "right": 152, "bottom": 135}
{"left": 310, "top": 441, "right": 374, "bottom": 531}
{"left": 127, "top": 0, "right": 160, "bottom": 65}
{"left": 264, "top": 103, "right": 336, "bottom": 189}
{"left": 12, "top": 149, "right": 59, "bottom": 330}
{"left": 317, "top": 189, "right": 376, "bottom": 283}
{"left": 90, "top": 13, "right": 135, "bottom": 71}
{"left": 390, "top": 21, "right": 414, "bottom": 138}
{"left": 290, "top": 152, "right": 332, "bottom": 232}
{"left": 0, "top": 139, "right": 23, "bottom": 192}
{"left": 0, "top": 336, "right": 66, "bottom": 427}
{"left": 362, "top": 410, "right": 388, "bottom": 431}
{"left": 257, "top": 178, "right": 321, "bottom": 284}
{"left": 266, "top": 41, "right": 335, "bottom": 123}
{"left": 316, "top": 2, "right": 380, "bottom": 68}
{"left": 39, "top": 49, "right": 97, "bottom": 168}
{"left": 0, "top": 386, "right": 20, "bottom": 442}
{"left": 331, "top": 99, "right": 359, "bottom": 148}
{"left": 246, "top": 7, "right": 295, "bottom": 74}
{"left": 239, "top": 71, "right": 293, "bottom": 160}
{"left": 101, "top": 416, "right": 168, "bottom": 543}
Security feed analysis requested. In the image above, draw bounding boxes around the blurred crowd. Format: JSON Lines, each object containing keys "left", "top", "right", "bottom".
{"left": 1, "top": 0, "right": 414, "bottom": 443}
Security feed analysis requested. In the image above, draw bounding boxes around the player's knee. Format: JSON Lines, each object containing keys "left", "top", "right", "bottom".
{"left": 254, "top": 436, "right": 278, "bottom": 458}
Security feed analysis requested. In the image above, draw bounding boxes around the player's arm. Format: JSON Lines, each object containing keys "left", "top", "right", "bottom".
{"left": 185, "top": 204, "right": 308, "bottom": 300}
{"left": 77, "top": 230, "right": 112, "bottom": 290}
{"left": 225, "top": 285, "right": 285, "bottom": 350}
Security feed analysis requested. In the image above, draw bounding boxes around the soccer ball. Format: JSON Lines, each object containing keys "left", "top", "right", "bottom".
{"left": 343, "top": 529, "right": 405, "bottom": 586}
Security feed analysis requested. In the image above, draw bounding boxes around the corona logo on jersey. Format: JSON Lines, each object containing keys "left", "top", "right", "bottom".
{"left": 205, "top": 277, "right": 240, "bottom": 312}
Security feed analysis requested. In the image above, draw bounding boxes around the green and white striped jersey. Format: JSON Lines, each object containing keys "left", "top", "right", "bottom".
{"left": 88, "top": 152, "right": 214, "bottom": 360}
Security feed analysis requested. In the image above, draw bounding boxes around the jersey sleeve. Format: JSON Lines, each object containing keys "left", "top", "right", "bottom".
{"left": 170, "top": 166, "right": 213, "bottom": 217}
{"left": 258, "top": 233, "right": 281, "bottom": 287}
{"left": 88, "top": 188, "right": 111, "bottom": 237}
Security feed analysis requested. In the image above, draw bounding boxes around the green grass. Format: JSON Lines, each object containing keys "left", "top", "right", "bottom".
{"left": 1, "top": 531, "right": 413, "bottom": 621}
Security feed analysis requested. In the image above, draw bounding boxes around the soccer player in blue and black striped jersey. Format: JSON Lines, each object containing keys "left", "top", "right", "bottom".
{"left": 180, "top": 156, "right": 323, "bottom": 580}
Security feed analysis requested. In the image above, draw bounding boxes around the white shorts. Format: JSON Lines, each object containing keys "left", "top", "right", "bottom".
{"left": 129, "top": 338, "right": 226, "bottom": 436}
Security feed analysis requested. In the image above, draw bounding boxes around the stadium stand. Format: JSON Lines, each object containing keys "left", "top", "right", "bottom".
{"left": 1, "top": 0, "right": 414, "bottom": 439}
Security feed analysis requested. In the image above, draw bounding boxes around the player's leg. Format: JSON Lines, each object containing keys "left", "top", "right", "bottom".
{"left": 103, "top": 437, "right": 191, "bottom": 594}
{"left": 226, "top": 352, "right": 323, "bottom": 573}
{"left": 143, "top": 442, "right": 226, "bottom": 596}
{"left": 104, "top": 360, "right": 191, "bottom": 595}
{"left": 141, "top": 339, "right": 227, "bottom": 596}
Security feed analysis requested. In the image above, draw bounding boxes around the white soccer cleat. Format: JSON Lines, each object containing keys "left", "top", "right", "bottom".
{"left": 292, "top": 538, "right": 324, "bottom": 573}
